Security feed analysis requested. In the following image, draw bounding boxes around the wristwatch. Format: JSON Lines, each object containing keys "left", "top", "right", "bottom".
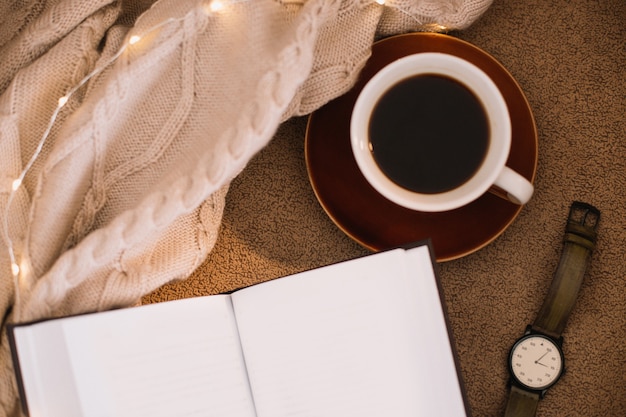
{"left": 504, "top": 201, "right": 600, "bottom": 417}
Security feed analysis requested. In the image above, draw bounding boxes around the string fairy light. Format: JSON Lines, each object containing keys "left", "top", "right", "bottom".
{"left": 374, "top": 0, "right": 451, "bottom": 32}
{"left": 2, "top": 0, "right": 446, "bottom": 294}
{"left": 0, "top": 0, "right": 232, "bottom": 281}
{"left": 1, "top": 0, "right": 228, "bottom": 284}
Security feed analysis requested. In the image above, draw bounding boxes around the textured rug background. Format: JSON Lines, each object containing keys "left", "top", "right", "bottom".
{"left": 145, "top": 0, "right": 626, "bottom": 416}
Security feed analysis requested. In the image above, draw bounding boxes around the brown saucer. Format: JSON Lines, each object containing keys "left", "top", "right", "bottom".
{"left": 305, "top": 33, "right": 538, "bottom": 262}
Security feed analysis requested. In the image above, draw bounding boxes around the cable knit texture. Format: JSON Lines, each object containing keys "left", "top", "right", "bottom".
{"left": 0, "top": 0, "right": 492, "bottom": 413}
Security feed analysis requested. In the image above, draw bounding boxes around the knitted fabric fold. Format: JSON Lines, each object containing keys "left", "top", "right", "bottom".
{"left": 0, "top": 0, "right": 491, "bottom": 413}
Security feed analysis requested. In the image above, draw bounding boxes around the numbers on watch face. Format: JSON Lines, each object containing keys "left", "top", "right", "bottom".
{"left": 510, "top": 335, "right": 563, "bottom": 390}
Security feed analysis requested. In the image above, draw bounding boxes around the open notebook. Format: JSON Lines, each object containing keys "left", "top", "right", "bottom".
{"left": 9, "top": 243, "right": 469, "bottom": 417}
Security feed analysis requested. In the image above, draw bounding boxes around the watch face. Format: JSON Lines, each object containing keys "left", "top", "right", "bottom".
{"left": 509, "top": 334, "right": 564, "bottom": 391}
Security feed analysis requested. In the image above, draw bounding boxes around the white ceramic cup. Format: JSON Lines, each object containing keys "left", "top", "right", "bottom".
{"left": 350, "top": 52, "right": 534, "bottom": 212}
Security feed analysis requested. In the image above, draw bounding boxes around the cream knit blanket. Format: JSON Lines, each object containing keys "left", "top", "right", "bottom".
{"left": 0, "top": 0, "right": 491, "bottom": 413}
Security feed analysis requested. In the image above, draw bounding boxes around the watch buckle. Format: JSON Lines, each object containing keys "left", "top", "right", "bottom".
{"left": 565, "top": 202, "right": 600, "bottom": 246}
{"left": 568, "top": 201, "right": 600, "bottom": 231}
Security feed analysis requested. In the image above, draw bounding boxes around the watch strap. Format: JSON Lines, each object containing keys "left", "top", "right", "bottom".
{"left": 532, "top": 202, "right": 600, "bottom": 339}
{"left": 504, "top": 385, "right": 540, "bottom": 417}
{"left": 505, "top": 202, "right": 600, "bottom": 417}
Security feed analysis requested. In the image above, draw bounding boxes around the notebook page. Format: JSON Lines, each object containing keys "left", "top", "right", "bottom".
{"left": 12, "top": 321, "right": 83, "bottom": 417}
{"left": 402, "top": 246, "right": 468, "bottom": 416}
{"left": 231, "top": 246, "right": 465, "bottom": 417}
{"left": 61, "top": 295, "right": 256, "bottom": 417}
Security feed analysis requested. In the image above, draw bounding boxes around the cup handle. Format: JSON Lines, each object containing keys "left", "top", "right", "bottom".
{"left": 493, "top": 167, "right": 534, "bottom": 205}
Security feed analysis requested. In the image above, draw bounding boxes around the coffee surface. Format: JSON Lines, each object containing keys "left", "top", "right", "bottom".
{"left": 368, "top": 74, "right": 489, "bottom": 194}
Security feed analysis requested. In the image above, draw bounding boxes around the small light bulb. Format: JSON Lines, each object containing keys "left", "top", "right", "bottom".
{"left": 11, "top": 263, "right": 20, "bottom": 277}
{"left": 207, "top": 0, "right": 224, "bottom": 13}
{"left": 11, "top": 178, "right": 22, "bottom": 191}
{"left": 419, "top": 23, "right": 450, "bottom": 33}
{"left": 129, "top": 35, "right": 142, "bottom": 45}
{"left": 58, "top": 96, "right": 69, "bottom": 107}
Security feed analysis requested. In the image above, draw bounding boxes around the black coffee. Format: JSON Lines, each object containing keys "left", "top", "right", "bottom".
{"left": 368, "top": 74, "right": 489, "bottom": 194}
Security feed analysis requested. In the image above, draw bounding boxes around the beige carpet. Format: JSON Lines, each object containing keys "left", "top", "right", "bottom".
{"left": 144, "top": 0, "right": 626, "bottom": 415}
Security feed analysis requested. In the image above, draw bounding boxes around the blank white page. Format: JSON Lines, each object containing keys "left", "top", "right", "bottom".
{"left": 231, "top": 246, "right": 466, "bottom": 417}
{"left": 60, "top": 295, "right": 256, "bottom": 417}
{"left": 403, "top": 246, "right": 468, "bottom": 417}
{"left": 13, "top": 321, "right": 83, "bottom": 417}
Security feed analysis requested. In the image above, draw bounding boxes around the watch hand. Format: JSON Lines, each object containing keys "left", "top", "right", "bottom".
{"left": 534, "top": 351, "right": 549, "bottom": 366}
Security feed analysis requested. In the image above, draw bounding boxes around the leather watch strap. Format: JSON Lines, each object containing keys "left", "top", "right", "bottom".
{"left": 504, "top": 386, "right": 540, "bottom": 417}
{"left": 505, "top": 202, "right": 600, "bottom": 417}
{"left": 531, "top": 202, "right": 600, "bottom": 339}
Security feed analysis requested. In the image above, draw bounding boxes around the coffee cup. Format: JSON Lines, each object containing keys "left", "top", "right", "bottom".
{"left": 350, "top": 52, "right": 534, "bottom": 212}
